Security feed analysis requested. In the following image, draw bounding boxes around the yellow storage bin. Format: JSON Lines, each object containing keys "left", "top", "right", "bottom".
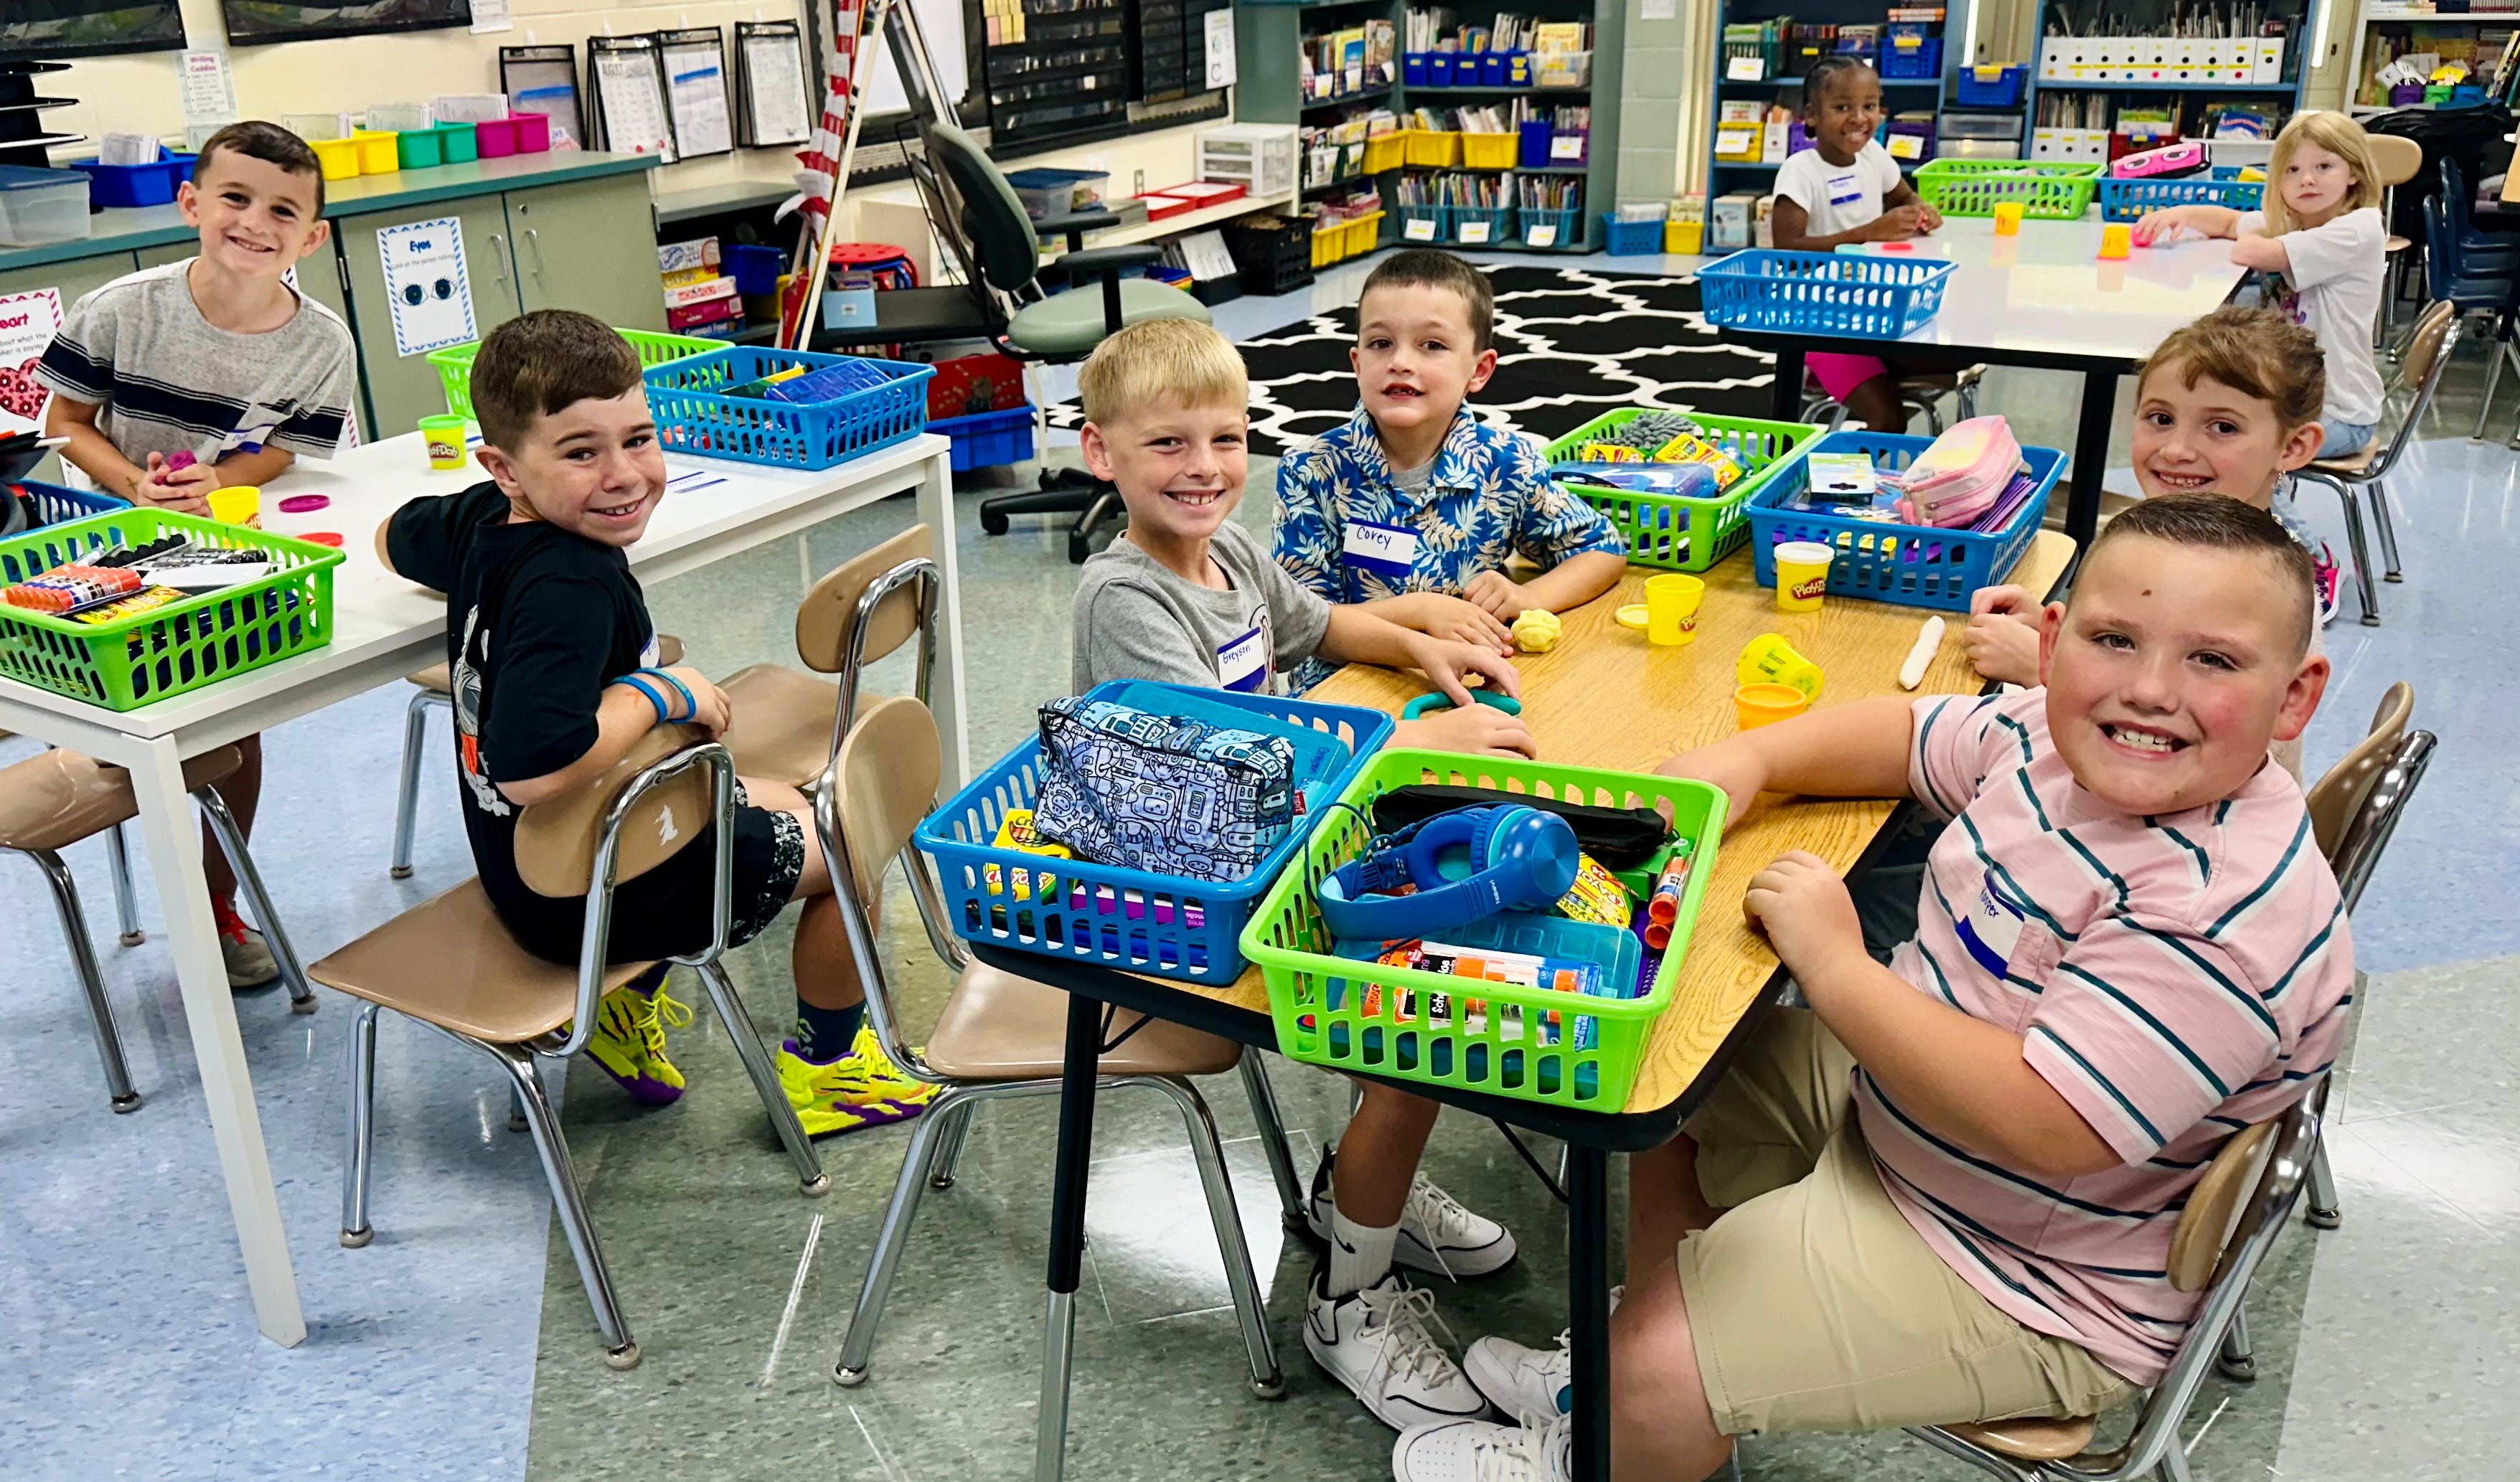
{"left": 1460, "top": 132, "right": 1519, "bottom": 169}
{"left": 353, "top": 130, "right": 400, "bottom": 174}
{"left": 1361, "top": 131, "right": 1408, "bottom": 174}
{"left": 1312, "top": 222, "right": 1341, "bottom": 269}
{"left": 1405, "top": 130, "right": 1462, "bottom": 167}
{"left": 311, "top": 137, "right": 361, "bottom": 181}
{"left": 1665, "top": 219, "right": 1703, "bottom": 255}
{"left": 1340, "top": 210, "right": 1386, "bottom": 259}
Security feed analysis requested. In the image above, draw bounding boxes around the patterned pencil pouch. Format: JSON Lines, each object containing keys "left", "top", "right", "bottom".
{"left": 1030, "top": 697, "right": 1299, "bottom": 884}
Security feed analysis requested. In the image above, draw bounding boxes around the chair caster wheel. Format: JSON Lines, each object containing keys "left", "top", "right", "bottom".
{"left": 119, "top": 930, "right": 146, "bottom": 947}
{"left": 509, "top": 1110, "right": 529, "bottom": 1133}
{"left": 604, "top": 1341, "right": 643, "bottom": 1371}
{"left": 2384, "top": 574, "right": 2404, "bottom": 583}
{"left": 928, "top": 1171, "right": 957, "bottom": 1190}
{"left": 1283, "top": 1209, "right": 1314, "bottom": 1235}
{"left": 291, "top": 996, "right": 319, "bottom": 1015}
{"left": 800, "top": 1171, "right": 833, "bottom": 1199}
{"left": 2307, "top": 1206, "right": 2341, "bottom": 1230}
{"left": 340, "top": 1226, "right": 374, "bottom": 1248}
{"left": 390, "top": 865, "right": 413, "bottom": 879}
{"left": 2360, "top": 615, "right": 2381, "bottom": 628}
{"left": 982, "top": 511, "right": 1010, "bottom": 536}
{"left": 1251, "top": 1371, "right": 1286, "bottom": 1400}
{"left": 111, "top": 1092, "right": 143, "bottom": 1113}
{"left": 833, "top": 1361, "right": 870, "bottom": 1387}
{"left": 2216, "top": 1355, "right": 2257, "bottom": 1383}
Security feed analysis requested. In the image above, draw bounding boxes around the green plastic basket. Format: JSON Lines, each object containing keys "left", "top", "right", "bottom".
{"left": 426, "top": 326, "right": 721, "bottom": 421}
{"left": 1544, "top": 410, "right": 1825, "bottom": 572}
{"left": 1241, "top": 750, "right": 1726, "bottom": 1111}
{"left": 0, "top": 509, "right": 343, "bottom": 711}
{"left": 1912, "top": 159, "right": 2103, "bottom": 220}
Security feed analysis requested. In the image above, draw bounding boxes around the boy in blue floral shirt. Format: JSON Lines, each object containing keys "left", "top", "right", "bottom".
{"left": 1274, "top": 250, "right": 1627, "bottom": 692}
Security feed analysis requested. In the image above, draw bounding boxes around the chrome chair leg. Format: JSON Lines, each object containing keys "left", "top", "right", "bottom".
{"left": 2369, "top": 477, "right": 2404, "bottom": 582}
{"left": 926, "top": 1100, "right": 975, "bottom": 1189}
{"left": 1150, "top": 1074, "right": 1284, "bottom": 1399}
{"left": 2159, "top": 1435, "right": 2198, "bottom": 1482}
{"left": 341, "top": 1001, "right": 381, "bottom": 1245}
{"left": 2476, "top": 337, "right": 2516, "bottom": 441}
{"left": 490, "top": 1038, "right": 639, "bottom": 1369}
{"left": 1236, "top": 1048, "right": 1307, "bottom": 1227}
{"left": 509, "top": 1081, "right": 530, "bottom": 1133}
{"left": 106, "top": 821, "right": 144, "bottom": 945}
{"left": 2216, "top": 1306, "right": 2256, "bottom": 1382}
{"left": 194, "top": 783, "right": 316, "bottom": 1012}
{"left": 1038, "top": 1285, "right": 1080, "bottom": 1482}
{"left": 2334, "top": 481, "right": 2382, "bottom": 627}
{"left": 691, "top": 959, "right": 829, "bottom": 1196}
{"left": 835, "top": 1082, "right": 984, "bottom": 1386}
{"left": 2307, "top": 1140, "right": 2341, "bottom": 1229}
{"left": 28, "top": 846, "right": 141, "bottom": 1112}
{"left": 390, "top": 689, "right": 442, "bottom": 879}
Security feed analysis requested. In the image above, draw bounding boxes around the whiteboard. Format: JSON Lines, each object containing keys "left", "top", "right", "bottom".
{"left": 860, "top": 0, "right": 969, "bottom": 114}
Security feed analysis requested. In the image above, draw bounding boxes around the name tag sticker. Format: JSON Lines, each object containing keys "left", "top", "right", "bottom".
{"left": 1954, "top": 876, "right": 2029, "bottom": 977}
{"left": 1216, "top": 625, "right": 1268, "bottom": 694}
{"left": 1826, "top": 171, "right": 1863, "bottom": 207}
{"left": 1343, "top": 519, "right": 1420, "bottom": 579}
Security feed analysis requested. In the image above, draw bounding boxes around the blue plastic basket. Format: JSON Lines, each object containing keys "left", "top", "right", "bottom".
{"left": 1520, "top": 206, "right": 1579, "bottom": 248}
{"left": 1449, "top": 204, "right": 1515, "bottom": 247}
{"left": 1746, "top": 430, "right": 2063, "bottom": 611}
{"left": 917, "top": 681, "right": 1396, "bottom": 985}
{"left": 933, "top": 404, "right": 1036, "bottom": 472}
{"left": 2097, "top": 175, "right": 2265, "bottom": 222}
{"left": 643, "top": 346, "right": 934, "bottom": 471}
{"left": 1881, "top": 37, "right": 1944, "bottom": 78}
{"left": 1603, "top": 214, "right": 1665, "bottom": 255}
{"left": 1697, "top": 250, "right": 1957, "bottom": 339}
{"left": 1954, "top": 65, "right": 2024, "bottom": 107}
{"left": 9, "top": 480, "right": 129, "bottom": 542}
{"left": 73, "top": 153, "right": 195, "bottom": 209}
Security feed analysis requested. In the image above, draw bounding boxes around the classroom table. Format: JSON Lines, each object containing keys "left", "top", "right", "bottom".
{"left": 0, "top": 430, "right": 964, "bottom": 1349}
{"left": 1719, "top": 216, "right": 2247, "bottom": 547}
{"left": 988, "top": 529, "right": 2076, "bottom": 1482}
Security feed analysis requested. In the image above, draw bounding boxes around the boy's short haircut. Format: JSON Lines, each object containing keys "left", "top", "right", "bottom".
{"left": 1359, "top": 249, "right": 1497, "bottom": 354}
{"left": 470, "top": 309, "right": 643, "bottom": 452}
{"left": 2083, "top": 491, "right": 2317, "bottom": 656}
{"left": 195, "top": 120, "right": 328, "bottom": 215}
{"left": 1076, "top": 317, "right": 1248, "bottom": 426}
{"left": 2138, "top": 306, "right": 2325, "bottom": 430}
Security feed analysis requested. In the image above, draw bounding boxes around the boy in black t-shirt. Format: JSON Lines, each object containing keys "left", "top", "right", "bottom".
{"left": 382, "top": 311, "right": 931, "bottom": 1136}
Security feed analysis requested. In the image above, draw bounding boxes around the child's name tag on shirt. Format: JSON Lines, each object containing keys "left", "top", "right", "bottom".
{"left": 1826, "top": 171, "right": 1863, "bottom": 207}
{"left": 1954, "top": 876, "right": 2030, "bottom": 978}
{"left": 1343, "top": 519, "right": 1419, "bottom": 579}
{"left": 1216, "top": 625, "right": 1269, "bottom": 694}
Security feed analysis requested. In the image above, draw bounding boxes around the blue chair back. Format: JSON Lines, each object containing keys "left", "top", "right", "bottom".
{"left": 2424, "top": 193, "right": 2514, "bottom": 308}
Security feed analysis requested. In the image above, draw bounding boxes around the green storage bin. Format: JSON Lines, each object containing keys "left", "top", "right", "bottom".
{"left": 434, "top": 121, "right": 479, "bottom": 164}
{"left": 427, "top": 326, "right": 721, "bottom": 420}
{"left": 396, "top": 126, "right": 446, "bottom": 171}
{"left": 1543, "top": 409, "right": 1825, "bottom": 572}
{"left": 1242, "top": 750, "right": 1726, "bottom": 1112}
{"left": 1912, "top": 159, "right": 2102, "bottom": 220}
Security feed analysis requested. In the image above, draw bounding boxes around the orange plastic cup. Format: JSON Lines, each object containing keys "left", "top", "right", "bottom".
{"left": 1735, "top": 682, "right": 1812, "bottom": 730}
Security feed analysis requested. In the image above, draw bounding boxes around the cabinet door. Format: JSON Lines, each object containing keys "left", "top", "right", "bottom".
{"left": 0, "top": 250, "right": 141, "bottom": 483}
{"left": 138, "top": 237, "right": 372, "bottom": 444}
{"left": 339, "top": 196, "right": 525, "bottom": 438}
{"left": 505, "top": 174, "right": 666, "bottom": 329}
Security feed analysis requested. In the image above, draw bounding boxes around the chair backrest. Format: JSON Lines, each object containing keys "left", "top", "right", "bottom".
{"left": 819, "top": 694, "right": 954, "bottom": 1080}
{"left": 2164, "top": 1120, "right": 2277, "bottom": 1291}
{"left": 795, "top": 523, "right": 941, "bottom": 747}
{"left": 514, "top": 722, "right": 718, "bottom": 899}
{"left": 923, "top": 122, "right": 1041, "bottom": 295}
{"left": 2331, "top": 729, "right": 2437, "bottom": 915}
{"left": 2397, "top": 299, "right": 2458, "bottom": 391}
{"left": 2305, "top": 681, "right": 2413, "bottom": 860}
{"left": 2370, "top": 133, "right": 2425, "bottom": 189}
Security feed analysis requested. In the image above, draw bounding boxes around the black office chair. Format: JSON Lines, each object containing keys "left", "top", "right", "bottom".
{"left": 906, "top": 123, "right": 1213, "bottom": 562}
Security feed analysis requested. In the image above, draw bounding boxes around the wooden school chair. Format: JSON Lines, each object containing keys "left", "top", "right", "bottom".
{"left": 2295, "top": 300, "right": 2453, "bottom": 626}
{"left": 388, "top": 634, "right": 685, "bottom": 878}
{"left": 1912, "top": 1081, "right": 2328, "bottom": 1482}
{"left": 819, "top": 695, "right": 1300, "bottom": 1401}
{"left": 2366, "top": 134, "right": 2424, "bottom": 353}
{"left": 719, "top": 522, "right": 934, "bottom": 792}
{"left": 0, "top": 745, "right": 316, "bottom": 1112}
{"left": 314, "top": 725, "right": 829, "bottom": 1370}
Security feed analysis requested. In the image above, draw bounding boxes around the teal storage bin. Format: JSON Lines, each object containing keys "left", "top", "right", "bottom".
{"left": 434, "top": 121, "right": 479, "bottom": 164}
{"left": 397, "top": 127, "right": 446, "bottom": 171}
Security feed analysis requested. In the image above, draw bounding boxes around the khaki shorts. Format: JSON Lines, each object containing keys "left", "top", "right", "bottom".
{"left": 1674, "top": 1009, "right": 2140, "bottom": 1437}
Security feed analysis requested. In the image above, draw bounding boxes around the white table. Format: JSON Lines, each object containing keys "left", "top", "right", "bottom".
{"left": 1723, "top": 214, "right": 2249, "bottom": 543}
{"left": 0, "top": 430, "right": 965, "bottom": 1348}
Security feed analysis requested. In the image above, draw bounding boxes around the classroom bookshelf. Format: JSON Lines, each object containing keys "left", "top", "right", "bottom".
{"left": 2022, "top": 0, "right": 2312, "bottom": 161}
{"left": 2342, "top": 5, "right": 2516, "bottom": 114}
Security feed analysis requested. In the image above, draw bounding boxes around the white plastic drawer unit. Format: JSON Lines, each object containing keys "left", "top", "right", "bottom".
{"left": 1197, "top": 124, "right": 1298, "bottom": 200}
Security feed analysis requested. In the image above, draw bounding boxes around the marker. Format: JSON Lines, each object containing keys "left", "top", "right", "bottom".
{"left": 1643, "top": 840, "right": 1696, "bottom": 950}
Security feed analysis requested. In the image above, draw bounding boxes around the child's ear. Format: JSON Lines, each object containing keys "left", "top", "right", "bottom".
{"left": 2272, "top": 649, "right": 2331, "bottom": 743}
{"left": 300, "top": 218, "right": 333, "bottom": 258}
{"left": 175, "top": 179, "right": 201, "bottom": 226}
{"left": 1079, "top": 420, "right": 1117, "bottom": 483}
{"left": 2277, "top": 419, "right": 2325, "bottom": 473}
{"left": 476, "top": 443, "right": 523, "bottom": 500}
{"left": 2037, "top": 599, "right": 2067, "bottom": 686}
{"left": 1466, "top": 346, "right": 1499, "bottom": 395}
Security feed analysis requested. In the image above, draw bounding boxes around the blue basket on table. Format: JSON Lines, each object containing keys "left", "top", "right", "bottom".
{"left": 1746, "top": 430, "right": 2064, "bottom": 612}
{"left": 2098, "top": 175, "right": 2264, "bottom": 222}
{"left": 1696, "top": 250, "right": 1957, "bottom": 339}
{"left": 916, "top": 680, "right": 1395, "bottom": 986}
{"left": 6, "top": 480, "right": 128, "bottom": 560}
{"left": 642, "top": 346, "right": 934, "bottom": 472}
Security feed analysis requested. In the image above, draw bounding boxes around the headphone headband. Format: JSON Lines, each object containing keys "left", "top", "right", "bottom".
{"left": 1317, "top": 805, "right": 1581, "bottom": 943}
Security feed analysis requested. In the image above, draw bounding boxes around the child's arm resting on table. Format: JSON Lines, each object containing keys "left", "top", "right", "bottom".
{"left": 1273, "top": 448, "right": 1515, "bottom": 648}
{"left": 1317, "top": 605, "right": 1537, "bottom": 757}
{"left": 1962, "top": 584, "right": 2044, "bottom": 686}
{"left": 2132, "top": 202, "right": 2243, "bottom": 245}
{"left": 1463, "top": 550, "right": 1627, "bottom": 620}
{"left": 1771, "top": 194, "right": 1922, "bottom": 252}
{"left": 44, "top": 395, "right": 151, "bottom": 504}
{"left": 1460, "top": 450, "right": 1632, "bottom": 618}
{"left": 1655, "top": 693, "right": 1919, "bottom": 825}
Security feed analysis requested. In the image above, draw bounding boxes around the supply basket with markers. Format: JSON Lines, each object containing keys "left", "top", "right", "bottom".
{"left": 643, "top": 346, "right": 934, "bottom": 471}
{"left": 427, "top": 326, "right": 721, "bottom": 421}
{"left": 1242, "top": 750, "right": 1726, "bottom": 1111}
{"left": 1545, "top": 408, "right": 1825, "bottom": 573}
{"left": 917, "top": 681, "right": 1393, "bottom": 986}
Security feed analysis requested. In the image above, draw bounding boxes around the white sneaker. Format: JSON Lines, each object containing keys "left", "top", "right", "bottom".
{"left": 1306, "top": 1266, "right": 1493, "bottom": 1431}
{"left": 1307, "top": 1148, "right": 1520, "bottom": 1279}
{"left": 1461, "top": 1289, "right": 1624, "bottom": 1420}
{"left": 1392, "top": 1413, "right": 1571, "bottom": 1482}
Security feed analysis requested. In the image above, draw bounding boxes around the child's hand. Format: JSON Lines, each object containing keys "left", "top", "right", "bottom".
{"left": 1395, "top": 704, "right": 1537, "bottom": 758}
{"left": 1962, "top": 584, "right": 2044, "bottom": 686}
{"left": 1462, "top": 571, "right": 1531, "bottom": 620}
{"left": 665, "top": 666, "right": 732, "bottom": 736}
{"left": 1391, "top": 591, "right": 1515, "bottom": 650}
{"left": 2130, "top": 207, "right": 2185, "bottom": 246}
{"left": 1916, "top": 202, "right": 1943, "bottom": 233}
{"left": 132, "top": 453, "right": 215, "bottom": 514}
{"left": 1404, "top": 632, "right": 1520, "bottom": 709}
{"left": 2228, "top": 233, "right": 2288, "bottom": 272}
{"left": 1742, "top": 849, "right": 1866, "bottom": 980}
{"left": 1657, "top": 740, "right": 1769, "bottom": 827}
{"left": 1870, "top": 205, "right": 1924, "bottom": 242}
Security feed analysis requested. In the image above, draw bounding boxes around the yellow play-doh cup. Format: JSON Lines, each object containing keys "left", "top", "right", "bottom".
{"left": 1645, "top": 572, "right": 1706, "bottom": 646}
{"left": 1773, "top": 540, "right": 1834, "bottom": 613}
{"left": 207, "top": 484, "right": 260, "bottom": 526}
{"left": 419, "top": 414, "right": 469, "bottom": 470}
{"left": 1992, "top": 200, "right": 2024, "bottom": 236}
{"left": 1735, "top": 682, "right": 1812, "bottom": 730}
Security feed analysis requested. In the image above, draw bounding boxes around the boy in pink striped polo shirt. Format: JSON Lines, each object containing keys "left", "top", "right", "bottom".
{"left": 1401, "top": 494, "right": 2350, "bottom": 1482}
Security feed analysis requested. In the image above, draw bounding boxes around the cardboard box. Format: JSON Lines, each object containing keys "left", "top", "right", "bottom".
{"left": 1711, "top": 192, "right": 1756, "bottom": 250}
{"left": 662, "top": 275, "right": 738, "bottom": 309}
{"left": 667, "top": 296, "right": 743, "bottom": 331}
{"left": 659, "top": 237, "right": 720, "bottom": 274}
{"left": 1762, "top": 122, "right": 1792, "bottom": 164}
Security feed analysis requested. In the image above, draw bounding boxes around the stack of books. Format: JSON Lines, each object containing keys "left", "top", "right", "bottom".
{"left": 658, "top": 237, "right": 742, "bottom": 339}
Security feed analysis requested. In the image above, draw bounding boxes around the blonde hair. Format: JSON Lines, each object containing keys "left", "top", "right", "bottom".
{"left": 2261, "top": 110, "right": 2384, "bottom": 236}
{"left": 1077, "top": 318, "right": 1248, "bottom": 426}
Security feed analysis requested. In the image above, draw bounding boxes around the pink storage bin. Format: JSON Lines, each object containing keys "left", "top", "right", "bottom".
{"left": 475, "top": 118, "right": 520, "bottom": 158}
{"left": 513, "top": 113, "right": 551, "bottom": 153}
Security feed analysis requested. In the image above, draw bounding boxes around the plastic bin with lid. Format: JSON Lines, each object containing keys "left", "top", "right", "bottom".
{"left": 0, "top": 168, "right": 90, "bottom": 247}
{"left": 1005, "top": 167, "right": 1109, "bottom": 219}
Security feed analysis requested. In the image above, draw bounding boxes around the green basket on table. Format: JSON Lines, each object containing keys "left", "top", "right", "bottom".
{"left": 1912, "top": 159, "right": 2102, "bottom": 220}
{"left": 1240, "top": 749, "right": 1726, "bottom": 1112}
{"left": 426, "top": 326, "right": 722, "bottom": 421}
{"left": 0, "top": 508, "right": 343, "bottom": 711}
{"left": 1543, "top": 410, "right": 1824, "bottom": 573}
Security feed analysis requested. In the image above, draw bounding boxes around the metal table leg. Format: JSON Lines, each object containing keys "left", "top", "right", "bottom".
{"left": 1036, "top": 992, "right": 1102, "bottom": 1482}
{"left": 1768, "top": 344, "right": 1809, "bottom": 423}
{"left": 1567, "top": 1143, "right": 1613, "bottom": 1482}
{"left": 2065, "top": 369, "right": 2119, "bottom": 547}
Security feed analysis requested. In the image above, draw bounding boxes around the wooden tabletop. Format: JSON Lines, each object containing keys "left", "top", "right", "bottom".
{"left": 1141, "top": 529, "right": 2076, "bottom": 1117}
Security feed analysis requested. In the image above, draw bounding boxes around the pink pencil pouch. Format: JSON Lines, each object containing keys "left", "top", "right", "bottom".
{"left": 2111, "top": 141, "right": 2209, "bottom": 179}
{"left": 1889, "top": 416, "right": 2028, "bottom": 528}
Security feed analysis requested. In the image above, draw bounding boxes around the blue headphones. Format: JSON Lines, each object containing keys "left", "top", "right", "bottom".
{"left": 1317, "top": 805, "right": 1581, "bottom": 943}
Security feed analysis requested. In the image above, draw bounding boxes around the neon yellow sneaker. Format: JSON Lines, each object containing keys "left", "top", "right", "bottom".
{"left": 586, "top": 980, "right": 695, "bottom": 1105}
{"left": 776, "top": 1024, "right": 939, "bottom": 1137}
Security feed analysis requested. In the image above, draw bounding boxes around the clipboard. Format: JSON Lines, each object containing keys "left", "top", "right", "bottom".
{"left": 586, "top": 34, "right": 675, "bottom": 161}
{"left": 734, "top": 20, "right": 814, "bottom": 147}
{"left": 657, "top": 27, "right": 735, "bottom": 160}
{"left": 499, "top": 44, "right": 584, "bottom": 150}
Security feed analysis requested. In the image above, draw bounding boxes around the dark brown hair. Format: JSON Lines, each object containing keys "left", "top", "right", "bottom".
{"left": 2084, "top": 491, "right": 2318, "bottom": 655}
{"left": 470, "top": 310, "right": 643, "bottom": 451}
{"left": 1360, "top": 249, "right": 1497, "bottom": 353}
{"left": 194, "top": 120, "right": 327, "bottom": 214}
{"left": 2137, "top": 306, "right": 2326, "bottom": 430}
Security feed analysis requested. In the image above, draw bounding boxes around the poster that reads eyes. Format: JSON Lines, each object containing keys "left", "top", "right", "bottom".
{"left": 0, "top": 288, "right": 65, "bottom": 438}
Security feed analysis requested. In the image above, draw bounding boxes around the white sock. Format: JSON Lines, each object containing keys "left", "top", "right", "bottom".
{"left": 1328, "top": 1206, "right": 1400, "bottom": 1298}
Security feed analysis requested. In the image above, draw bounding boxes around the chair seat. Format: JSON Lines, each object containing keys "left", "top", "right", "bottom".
{"left": 410, "top": 634, "right": 685, "bottom": 693}
{"left": 2386, "top": 234, "right": 2412, "bottom": 254}
{"left": 2308, "top": 445, "right": 2380, "bottom": 477}
{"left": 1008, "top": 280, "right": 1213, "bottom": 359}
{"left": 308, "top": 878, "right": 653, "bottom": 1043}
{"left": 720, "top": 663, "right": 851, "bottom": 788}
{"left": 0, "top": 745, "right": 243, "bottom": 853}
{"left": 925, "top": 961, "right": 1243, "bottom": 1080}
{"left": 1944, "top": 1415, "right": 2097, "bottom": 1461}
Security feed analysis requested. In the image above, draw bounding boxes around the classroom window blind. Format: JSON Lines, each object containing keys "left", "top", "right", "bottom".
{"left": 1, "top": 0, "right": 187, "bottom": 58}
{"left": 222, "top": 0, "right": 472, "bottom": 47}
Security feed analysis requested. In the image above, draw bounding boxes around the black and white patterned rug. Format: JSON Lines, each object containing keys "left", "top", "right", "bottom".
{"left": 1044, "top": 265, "right": 1781, "bottom": 457}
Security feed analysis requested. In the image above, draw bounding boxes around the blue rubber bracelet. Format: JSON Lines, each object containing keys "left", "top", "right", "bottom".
{"left": 1401, "top": 689, "right": 1525, "bottom": 720}
{"left": 638, "top": 666, "right": 697, "bottom": 721}
{"left": 615, "top": 674, "right": 672, "bottom": 725}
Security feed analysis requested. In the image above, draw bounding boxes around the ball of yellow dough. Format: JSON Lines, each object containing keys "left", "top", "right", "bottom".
{"left": 1511, "top": 608, "right": 1562, "bottom": 653}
